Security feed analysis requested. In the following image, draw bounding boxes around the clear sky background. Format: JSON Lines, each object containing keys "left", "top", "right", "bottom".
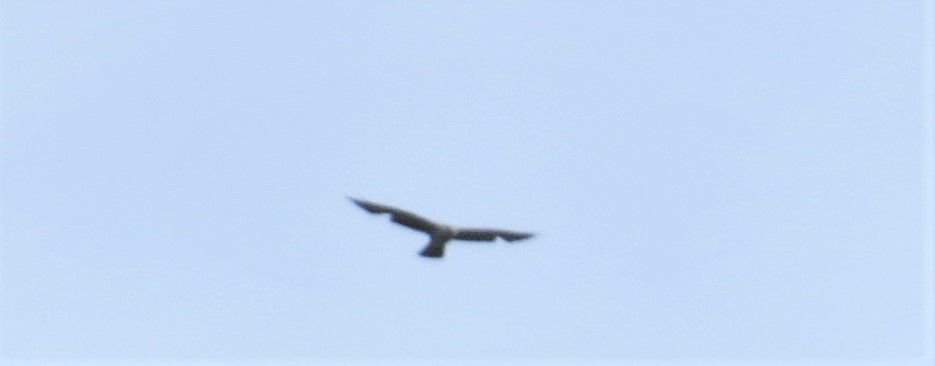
{"left": 1, "top": 1, "right": 932, "bottom": 364}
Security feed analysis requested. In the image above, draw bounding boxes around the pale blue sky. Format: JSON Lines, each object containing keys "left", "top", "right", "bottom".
{"left": 1, "top": 1, "right": 933, "bottom": 364}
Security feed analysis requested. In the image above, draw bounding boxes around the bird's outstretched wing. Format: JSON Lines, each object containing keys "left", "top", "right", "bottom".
{"left": 349, "top": 197, "right": 438, "bottom": 234}
{"left": 453, "top": 228, "right": 535, "bottom": 242}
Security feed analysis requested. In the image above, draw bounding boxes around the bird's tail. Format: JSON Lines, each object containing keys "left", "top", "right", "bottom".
{"left": 420, "top": 242, "right": 445, "bottom": 258}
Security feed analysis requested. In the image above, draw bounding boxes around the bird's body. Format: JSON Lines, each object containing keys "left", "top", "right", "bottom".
{"left": 349, "top": 197, "right": 534, "bottom": 258}
{"left": 420, "top": 224, "right": 454, "bottom": 258}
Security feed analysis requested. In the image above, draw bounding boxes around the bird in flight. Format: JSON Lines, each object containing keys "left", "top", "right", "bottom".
{"left": 349, "top": 197, "right": 535, "bottom": 258}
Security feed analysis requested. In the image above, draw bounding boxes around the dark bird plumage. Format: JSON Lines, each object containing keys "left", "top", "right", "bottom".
{"left": 349, "top": 197, "right": 535, "bottom": 258}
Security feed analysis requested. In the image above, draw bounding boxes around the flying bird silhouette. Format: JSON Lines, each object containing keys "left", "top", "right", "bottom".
{"left": 349, "top": 197, "right": 534, "bottom": 258}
